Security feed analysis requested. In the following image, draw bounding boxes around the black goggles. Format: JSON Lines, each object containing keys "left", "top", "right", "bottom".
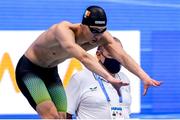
{"left": 89, "top": 26, "right": 107, "bottom": 34}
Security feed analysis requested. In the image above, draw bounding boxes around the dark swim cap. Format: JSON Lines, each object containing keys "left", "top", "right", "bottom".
{"left": 82, "top": 6, "right": 107, "bottom": 27}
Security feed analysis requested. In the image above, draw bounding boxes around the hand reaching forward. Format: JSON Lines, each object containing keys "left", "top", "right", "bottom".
{"left": 143, "top": 78, "right": 163, "bottom": 96}
{"left": 108, "top": 77, "right": 129, "bottom": 90}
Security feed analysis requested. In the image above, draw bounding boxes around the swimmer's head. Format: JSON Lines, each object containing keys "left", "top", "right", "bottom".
{"left": 82, "top": 5, "right": 107, "bottom": 34}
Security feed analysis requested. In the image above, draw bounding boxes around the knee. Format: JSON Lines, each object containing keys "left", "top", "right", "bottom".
{"left": 36, "top": 100, "right": 59, "bottom": 119}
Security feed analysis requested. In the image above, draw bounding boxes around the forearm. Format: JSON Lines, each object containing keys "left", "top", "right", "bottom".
{"left": 120, "top": 53, "right": 151, "bottom": 82}
{"left": 80, "top": 53, "right": 112, "bottom": 81}
{"left": 106, "top": 43, "right": 151, "bottom": 82}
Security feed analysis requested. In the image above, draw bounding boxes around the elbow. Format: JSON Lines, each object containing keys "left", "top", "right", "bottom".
{"left": 65, "top": 44, "right": 74, "bottom": 51}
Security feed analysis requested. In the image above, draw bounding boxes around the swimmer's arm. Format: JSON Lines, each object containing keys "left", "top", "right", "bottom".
{"left": 108, "top": 42, "right": 150, "bottom": 81}
{"left": 54, "top": 23, "right": 119, "bottom": 84}
{"left": 102, "top": 32, "right": 149, "bottom": 80}
{"left": 103, "top": 32, "right": 161, "bottom": 94}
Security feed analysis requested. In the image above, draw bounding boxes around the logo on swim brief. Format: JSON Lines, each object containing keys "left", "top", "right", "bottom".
{"left": 89, "top": 86, "right": 97, "bottom": 91}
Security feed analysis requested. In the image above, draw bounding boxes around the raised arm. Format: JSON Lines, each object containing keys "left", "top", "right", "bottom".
{"left": 54, "top": 22, "right": 127, "bottom": 85}
{"left": 103, "top": 32, "right": 162, "bottom": 95}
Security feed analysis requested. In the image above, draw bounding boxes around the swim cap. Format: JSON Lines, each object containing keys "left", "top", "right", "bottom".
{"left": 82, "top": 6, "right": 107, "bottom": 27}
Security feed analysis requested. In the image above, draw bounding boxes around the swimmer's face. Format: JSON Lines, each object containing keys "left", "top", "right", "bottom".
{"left": 88, "top": 26, "right": 107, "bottom": 34}
{"left": 88, "top": 25, "right": 106, "bottom": 41}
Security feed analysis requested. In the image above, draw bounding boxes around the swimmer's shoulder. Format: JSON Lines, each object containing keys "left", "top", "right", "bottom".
{"left": 53, "top": 21, "right": 80, "bottom": 28}
{"left": 48, "top": 21, "right": 80, "bottom": 34}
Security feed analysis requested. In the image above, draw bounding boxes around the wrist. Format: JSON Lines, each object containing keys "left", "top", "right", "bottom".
{"left": 105, "top": 74, "right": 114, "bottom": 83}
{"left": 138, "top": 70, "right": 151, "bottom": 82}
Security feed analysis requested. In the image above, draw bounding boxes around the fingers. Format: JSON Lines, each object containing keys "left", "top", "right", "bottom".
{"left": 121, "top": 82, "right": 129, "bottom": 86}
{"left": 143, "top": 90, "right": 147, "bottom": 96}
{"left": 111, "top": 79, "right": 129, "bottom": 86}
{"left": 152, "top": 80, "right": 163, "bottom": 86}
{"left": 143, "top": 84, "right": 149, "bottom": 96}
{"left": 110, "top": 80, "right": 129, "bottom": 90}
{"left": 109, "top": 78, "right": 121, "bottom": 84}
{"left": 157, "top": 81, "right": 163, "bottom": 85}
{"left": 110, "top": 79, "right": 125, "bottom": 85}
{"left": 143, "top": 80, "right": 163, "bottom": 96}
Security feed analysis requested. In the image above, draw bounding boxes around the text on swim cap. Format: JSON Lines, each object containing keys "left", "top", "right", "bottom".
{"left": 95, "top": 21, "right": 106, "bottom": 24}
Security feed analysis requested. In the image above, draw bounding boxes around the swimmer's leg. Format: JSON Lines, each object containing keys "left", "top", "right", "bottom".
{"left": 47, "top": 83, "right": 67, "bottom": 119}
{"left": 22, "top": 73, "right": 59, "bottom": 119}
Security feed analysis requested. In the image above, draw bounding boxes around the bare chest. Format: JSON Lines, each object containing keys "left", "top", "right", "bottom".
{"left": 76, "top": 38, "right": 105, "bottom": 51}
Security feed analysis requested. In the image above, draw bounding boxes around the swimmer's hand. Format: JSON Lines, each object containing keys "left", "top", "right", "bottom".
{"left": 143, "top": 78, "right": 163, "bottom": 96}
{"left": 108, "top": 77, "right": 129, "bottom": 89}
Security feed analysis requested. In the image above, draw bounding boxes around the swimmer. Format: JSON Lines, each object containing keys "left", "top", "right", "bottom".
{"left": 15, "top": 5, "right": 162, "bottom": 119}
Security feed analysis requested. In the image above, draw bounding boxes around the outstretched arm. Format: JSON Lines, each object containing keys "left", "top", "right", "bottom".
{"left": 54, "top": 22, "right": 128, "bottom": 85}
{"left": 103, "top": 32, "right": 162, "bottom": 95}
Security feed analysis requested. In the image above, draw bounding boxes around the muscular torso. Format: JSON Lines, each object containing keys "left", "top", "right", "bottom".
{"left": 25, "top": 22, "right": 106, "bottom": 68}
